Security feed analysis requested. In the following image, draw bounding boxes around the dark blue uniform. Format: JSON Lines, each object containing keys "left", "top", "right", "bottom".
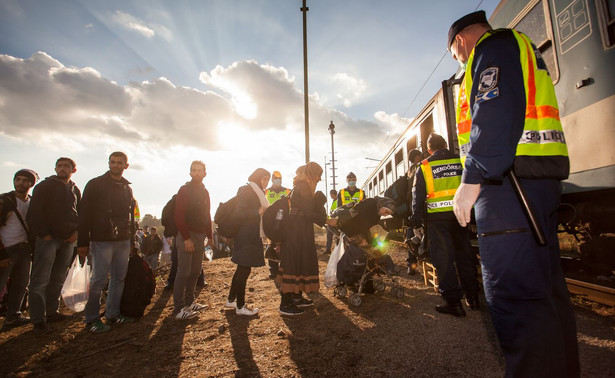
{"left": 412, "top": 149, "right": 479, "bottom": 306}
{"left": 465, "top": 30, "right": 579, "bottom": 377}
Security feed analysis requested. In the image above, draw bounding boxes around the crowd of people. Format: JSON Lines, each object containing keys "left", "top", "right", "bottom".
{"left": 0, "top": 9, "right": 581, "bottom": 376}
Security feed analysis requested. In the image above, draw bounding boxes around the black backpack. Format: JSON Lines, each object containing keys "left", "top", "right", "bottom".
{"left": 161, "top": 195, "right": 177, "bottom": 237}
{"left": 336, "top": 243, "right": 367, "bottom": 285}
{"left": 214, "top": 196, "right": 240, "bottom": 238}
{"left": 120, "top": 254, "right": 155, "bottom": 318}
{"left": 262, "top": 197, "right": 290, "bottom": 242}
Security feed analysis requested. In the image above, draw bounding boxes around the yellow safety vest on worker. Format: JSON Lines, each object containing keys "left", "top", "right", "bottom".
{"left": 265, "top": 188, "right": 290, "bottom": 205}
{"left": 420, "top": 158, "right": 463, "bottom": 213}
{"left": 339, "top": 188, "right": 364, "bottom": 206}
{"left": 456, "top": 29, "right": 568, "bottom": 178}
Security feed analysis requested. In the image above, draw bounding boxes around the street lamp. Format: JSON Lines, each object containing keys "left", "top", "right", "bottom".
{"left": 328, "top": 121, "right": 336, "bottom": 190}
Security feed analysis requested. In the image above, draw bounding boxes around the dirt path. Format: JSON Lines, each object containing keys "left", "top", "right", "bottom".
{"left": 1, "top": 231, "right": 614, "bottom": 377}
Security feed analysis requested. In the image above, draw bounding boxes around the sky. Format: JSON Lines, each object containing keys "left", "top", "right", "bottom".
{"left": 0, "top": 0, "right": 500, "bottom": 218}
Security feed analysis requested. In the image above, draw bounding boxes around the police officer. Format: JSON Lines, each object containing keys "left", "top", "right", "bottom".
{"left": 448, "top": 11, "right": 579, "bottom": 376}
{"left": 336, "top": 172, "right": 365, "bottom": 206}
{"left": 264, "top": 171, "right": 290, "bottom": 279}
{"left": 411, "top": 134, "right": 478, "bottom": 317}
{"left": 404, "top": 148, "right": 424, "bottom": 275}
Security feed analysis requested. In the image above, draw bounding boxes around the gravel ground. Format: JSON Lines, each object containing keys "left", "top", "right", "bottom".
{"left": 0, "top": 229, "right": 614, "bottom": 377}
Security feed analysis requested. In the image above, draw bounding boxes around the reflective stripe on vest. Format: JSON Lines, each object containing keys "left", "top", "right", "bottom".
{"left": 456, "top": 29, "right": 568, "bottom": 169}
{"left": 265, "top": 188, "right": 290, "bottom": 205}
{"left": 340, "top": 189, "right": 364, "bottom": 206}
{"left": 420, "top": 158, "right": 462, "bottom": 213}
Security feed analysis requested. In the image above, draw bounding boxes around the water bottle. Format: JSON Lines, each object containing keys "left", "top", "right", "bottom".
{"left": 273, "top": 209, "right": 284, "bottom": 230}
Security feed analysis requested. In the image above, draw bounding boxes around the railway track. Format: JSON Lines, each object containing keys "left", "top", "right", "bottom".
{"left": 565, "top": 278, "right": 615, "bottom": 307}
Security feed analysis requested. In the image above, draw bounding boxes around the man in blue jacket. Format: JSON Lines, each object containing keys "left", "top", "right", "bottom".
{"left": 28, "top": 157, "right": 81, "bottom": 334}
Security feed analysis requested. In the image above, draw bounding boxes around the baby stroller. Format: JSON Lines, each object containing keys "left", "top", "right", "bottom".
{"left": 326, "top": 229, "right": 405, "bottom": 306}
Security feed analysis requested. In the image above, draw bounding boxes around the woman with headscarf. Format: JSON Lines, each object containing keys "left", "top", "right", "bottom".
{"left": 225, "top": 168, "right": 270, "bottom": 316}
{"left": 277, "top": 162, "right": 327, "bottom": 316}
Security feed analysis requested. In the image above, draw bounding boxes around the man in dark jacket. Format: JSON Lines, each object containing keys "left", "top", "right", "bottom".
{"left": 27, "top": 157, "right": 81, "bottom": 334}
{"left": 411, "top": 133, "right": 479, "bottom": 317}
{"left": 0, "top": 169, "right": 38, "bottom": 331}
{"left": 172, "top": 160, "right": 213, "bottom": 320}
{"left": 142, "top": 226, "right": 163, "bottom": 270}
{"left": 77, "top": 152, "right": 136, "bottom": 333}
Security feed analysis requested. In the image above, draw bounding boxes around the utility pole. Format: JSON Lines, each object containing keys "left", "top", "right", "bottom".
{"left": 329, "top": 121, "right": 336, "bottom": 190}
{"left": 301, "top": 0, "right": 310, "bottom": 163}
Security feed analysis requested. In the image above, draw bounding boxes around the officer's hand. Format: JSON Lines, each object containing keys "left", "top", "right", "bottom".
{"left": 413, "top": 227, "right": 424, "bottom": 238}
{"left": 453, "top": 183, "right": 481, "bottom": 227}
{"left": 184, "top": 238, "right": 195, "bottom": 253}
{"left": 76, "top": 246, "right": 89, "bottom": 258}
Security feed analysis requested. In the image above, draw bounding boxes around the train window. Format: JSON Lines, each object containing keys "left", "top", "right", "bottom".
{"left": 385, "top": 162, "right": 393, "bottom": 188}
{"left": 372, "top": 178, "right": 377, "bottom": 195}
{"left": 394, "top": 149, "right": 405, "bottom": 178}
{"left": 378, "top": 171, "right": 384, "bottom": 194}
{"left": 514, "top": 1, "right": 559, "bottom": 81}
{"left": 420, "top": 114, "right": 434, "bottom": 151}
{"left": 406, "top": 135, "right": 417, "bottom": 154}
{"left": 597, "top": 0, "right": 615, "bottom": 47}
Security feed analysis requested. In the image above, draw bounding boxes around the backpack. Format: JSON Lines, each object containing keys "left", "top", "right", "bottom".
{"left": 384, "top": 175, "right": 410, "bottom": 219}
{"left": 336, "top": 243, "right": 367, "bottom": 285}
{"left": 119, "top": 254, "right": 155, "bottom": 318}
{"left": 262, "top": 197, "right": 290, "bottom": 242}
{"left": 214, "top": 196, "right": 240, "bottom": 238}
{"left": 161, "top": 195, "right": 177, "bottom": 237}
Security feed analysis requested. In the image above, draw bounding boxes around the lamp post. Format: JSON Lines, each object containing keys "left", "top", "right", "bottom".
{"left": 329, "top": 121, "right": 336, "bottom": 190}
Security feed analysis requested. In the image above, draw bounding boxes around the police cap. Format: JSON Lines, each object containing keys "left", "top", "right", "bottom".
{"left": 447, "top": 10, "right": 488, "bottom": 49}
{"left": 346, "top": 172, "right": 356, "bottom": 179}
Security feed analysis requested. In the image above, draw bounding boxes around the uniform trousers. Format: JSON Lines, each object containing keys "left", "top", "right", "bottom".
{"left": 427, "top": 217, "right": 478, "bottom": 303}
{"left": 475, "top": 177, "right": 579, "bottom": 377}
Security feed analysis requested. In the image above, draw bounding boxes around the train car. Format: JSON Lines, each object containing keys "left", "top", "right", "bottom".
{"left": 363, "top": 0, "right": 615, "bottom": 272}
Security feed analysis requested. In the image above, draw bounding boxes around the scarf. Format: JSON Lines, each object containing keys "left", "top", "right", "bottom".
{"left": 248, "top": 181, "right": 269, "bottom": 240}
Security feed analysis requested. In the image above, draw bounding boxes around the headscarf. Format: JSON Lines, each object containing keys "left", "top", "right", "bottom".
{"left": 247, "top": 168, "right": 271, "bottom": 187}
{"left": 293, "top": 161, "right": 322, "bottom": 193}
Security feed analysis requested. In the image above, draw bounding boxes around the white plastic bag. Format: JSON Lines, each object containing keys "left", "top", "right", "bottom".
{"left": 61, "top": 257, "right": 91, "bottom": 312}
{"left": 324, "top": 239, "right": 345, "bottom": 288}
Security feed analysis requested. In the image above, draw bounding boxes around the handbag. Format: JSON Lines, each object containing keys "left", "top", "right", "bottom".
{"left": 61, "top": 257, "right": 91, "bottom": 312}
{"left": 324, "top": 237, "right": 346, "bottom": 288}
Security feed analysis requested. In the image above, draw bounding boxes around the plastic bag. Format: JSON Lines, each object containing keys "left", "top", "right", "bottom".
{"left": 324, "top": 239, "right": 346, "bottom": 288}
{"left": 61, "top": 257, "right": 91, "bottom": 312}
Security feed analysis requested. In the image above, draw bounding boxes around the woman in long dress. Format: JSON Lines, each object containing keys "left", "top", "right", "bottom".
{"left": 276, "top": 162, "right": 327, "bottom": 316}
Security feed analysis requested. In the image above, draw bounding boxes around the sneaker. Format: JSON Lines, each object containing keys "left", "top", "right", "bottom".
{"left": 184, "top": 303, "right": 208, "bottom": 312}
{"left": 46, "top": 312, "right": 71, "bottom": 323}
{"left": 33, "top": 322, "right": 51, "bottom": 335}
{"left": 2, "top": 315, "right": 30, "bottom": 331}
{"left": 175, "top": 308, "right": 199, "bottom": 320}
{"left": 224, "top": 300, "right": 237, "bottom": 309}
{"left": 292, "top": 296, "right": 314, "bottom": 308}
{"left": 87, "top": 320, "right": 111, "bottom": 333}
{"left": 236, "top": 306, "right": 259, "bottom": 316}
{"left": 279, "top": 303, "right": 304, "bottom": 316}
{"left": 107, "top": 314, "right": 136, "bottom": 325}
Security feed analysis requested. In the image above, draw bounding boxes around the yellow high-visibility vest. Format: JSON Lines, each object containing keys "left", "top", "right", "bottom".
{"left": 265, "top": 187, "right": 290, "bottom": 205}
{"left": 340, "top": 188, "right": 364, "bottom": 206}
{"left": 419, "top": 158, "right": 462, "bottom": 213}
{"left": 456, "top": 29, "right": 568, "bottom": 178}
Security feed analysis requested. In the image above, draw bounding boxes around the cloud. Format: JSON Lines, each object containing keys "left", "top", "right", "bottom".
{"left": 0, "top": 51, "right": 402, "bottom": 167}
{"left": 332, "top": 73, "right": 366, "bottom": 108}
{"left": 111, "top": 10, "right": 172, "bottom": 41}
{"left": 374, "top": 111, "right": 413, "bottom": 140}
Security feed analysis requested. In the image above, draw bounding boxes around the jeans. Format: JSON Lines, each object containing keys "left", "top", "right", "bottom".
{"left": 84, "top": 240, "right": 130, "bottom": 323}
{"left": 0, "top": 243, "right": 31, "bottom": 321}
{"left": 144, "top": 253, "right": 159, "bottom": 271}
{"left": 29, "top": 237, "right": 74, "bottom": 324}
{"left": 173, "top": 232, "right": 205, "bottom": 313}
